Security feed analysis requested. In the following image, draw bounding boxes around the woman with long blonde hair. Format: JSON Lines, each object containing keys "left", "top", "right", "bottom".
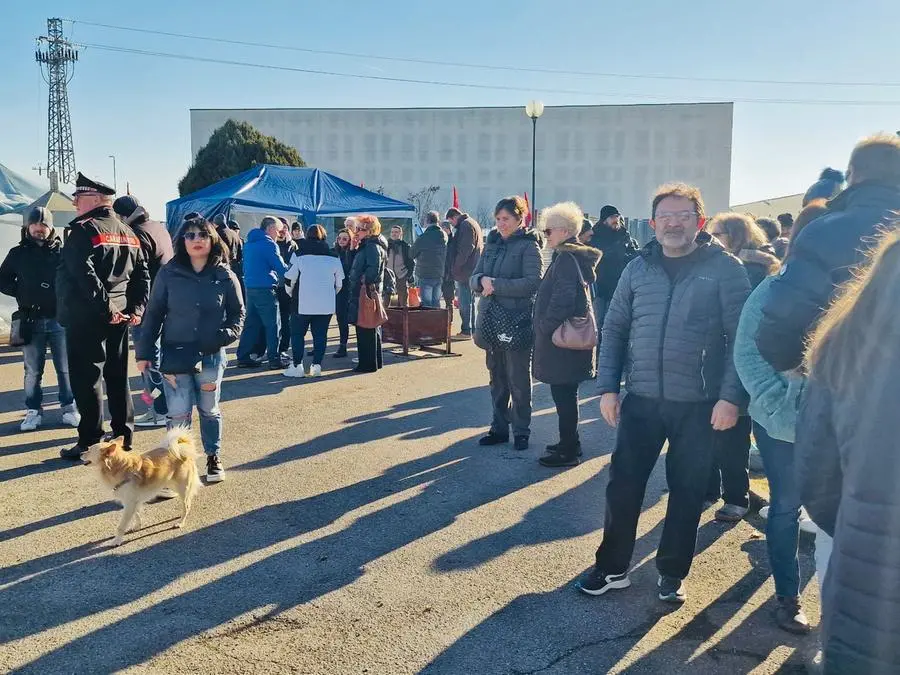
{"left": 799, "top": 225, "right": 900, "bottom": 673}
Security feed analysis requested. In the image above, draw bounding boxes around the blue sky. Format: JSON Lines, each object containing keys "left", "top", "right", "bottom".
{"left": 4, "top": 0, "right": 899, "bottom": 219}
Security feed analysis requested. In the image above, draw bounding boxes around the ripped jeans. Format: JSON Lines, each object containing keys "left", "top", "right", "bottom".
{"left": 162, "top": 348, "right": 226, "bottom": 457}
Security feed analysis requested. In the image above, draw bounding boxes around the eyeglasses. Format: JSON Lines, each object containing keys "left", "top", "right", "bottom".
{"left": 183, "top": 231, "right": 210, "bottom": 241}
{"left": 654, "top": 211, "right": 698, "bottom": 224}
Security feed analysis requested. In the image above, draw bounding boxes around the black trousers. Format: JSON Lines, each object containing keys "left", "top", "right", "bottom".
{"left": 707, "top": 415, "right": 751, "bottom": 508}
{"left": 486, "top": 348, "right": 533, "bottom": 438}
{"left": 550, "top": 383, "right": 579, "bottom": 446}
{"left": 355, "top": 326, "right": 383, "bottom": 372}
{"left": 442, "top": 278, "right": 455, "bottom": 323}
{"left": 277, "top": 288, "right": 292, "bottom": 354}
{"left": 66, "top": 322, "right": 134, "bottom": 449}
{"left": 335, "top": 290, "right": 350, "bottom": 347}
{"left": 595, "top": 394, "right": 715, "bottom": 580}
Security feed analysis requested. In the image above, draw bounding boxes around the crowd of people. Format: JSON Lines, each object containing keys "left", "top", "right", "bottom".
{"left": 3, "top": 131, "right": 900, "bottom": 673}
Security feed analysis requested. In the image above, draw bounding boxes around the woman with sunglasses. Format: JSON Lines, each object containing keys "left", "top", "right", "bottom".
{"left": 533, "top": 202, "right": 601, "bottom": 467}
{"left": 136, "top": 216, "right": 245, "bottom": 483}
{"left": 346, "top": 214, "right": 388, "bottom": 373}
{"left": 332, "top": 228, "right": 356, "bottom": 357}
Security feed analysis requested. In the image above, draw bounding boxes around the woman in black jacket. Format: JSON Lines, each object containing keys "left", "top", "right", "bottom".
{"left": 137, "top": 216, "right": 245, "bottom": 483}
{"left": 333, "top": 229, "right": 356, "bottom": 357}
{"left": 706, "top": 212, "right": 780, "bottom": 290}
{"left": 470, "top": 195, "right": 543, "bottom": 451}
{"left": 533, "top": 202, "right": 601, "bottom": 467}
{"left": 347, "top": 215, "right": 388, "bottom": 373}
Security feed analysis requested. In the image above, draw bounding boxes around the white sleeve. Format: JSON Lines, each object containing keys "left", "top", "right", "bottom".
{"left": 334, "top": 259, "right": 344, "bottom": 293}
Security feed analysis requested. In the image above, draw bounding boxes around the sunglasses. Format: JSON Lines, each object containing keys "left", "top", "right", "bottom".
{"left": 183, "top": 230, "right": 210, "bottom": 241}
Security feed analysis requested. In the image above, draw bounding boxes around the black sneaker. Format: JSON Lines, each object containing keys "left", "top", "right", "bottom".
{"left": 333, "top": 346, "right": 348, "bottom": 358}
{"left": 236, "top": 360, "right": 262, "bottom": 368}
{"left": 60, "top": 444, "right": 88, "bottom": 460}
{"left": 546, "top": 441, "right": 583, "bottom": 457}
{"left": 514, "top": 435, "right": 529, "bottom": 451}
{"left": 478, "top": 432, "right": 509, "bottom": 446}
{"left": 539, "top": 449, "right": 580, "bottom": 468}
{"left": 206, "top": 454, "right": 225, "bottom": 483}
{"left": 576, "top": 567, "right": 631, "bottom": 596}
{"left": 774, "top": 596, "right": 811, "bottom": 634}
{"left": 657, "top": 575, "right": 686, "bottom": 603}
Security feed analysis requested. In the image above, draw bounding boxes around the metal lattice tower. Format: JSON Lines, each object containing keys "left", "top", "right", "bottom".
{"left": 35, "top": 18, "right": 78, "bottom": 184}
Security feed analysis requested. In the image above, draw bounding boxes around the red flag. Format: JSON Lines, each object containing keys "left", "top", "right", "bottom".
{"left": 360, "top": 182, "right": 365, "bottom": 188}
{"left": 452, "top": 186, "right": 459, "bottom": 209}
{"left": 523, "top": 191, "right": 531, "bottom": 225}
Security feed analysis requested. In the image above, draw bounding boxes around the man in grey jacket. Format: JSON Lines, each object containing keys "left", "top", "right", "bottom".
{"left": 411, "top": 211, "right": 448, "bottom": 308}
{"left": 578, "top": 183, "right": 750, "bottom": 604}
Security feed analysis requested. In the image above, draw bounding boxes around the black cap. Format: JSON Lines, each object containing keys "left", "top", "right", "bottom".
{"left": 599, "top": 205, "right": 620, "bottom": 221}
{"left": 75, "top": 172, "right": 116, "bottom": 196}
{"left": 112, "top": 195, "right": 140, "bottom": 219}
{"left": 27, "top": 206, "right": 53, "bottom": 227}
{"left": 212, "top": 214, "right": 227, "bottom": 227}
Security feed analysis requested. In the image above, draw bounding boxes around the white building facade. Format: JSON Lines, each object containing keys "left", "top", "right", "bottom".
{"left": 190, "top": 103, "right": 733, "bottom": 224}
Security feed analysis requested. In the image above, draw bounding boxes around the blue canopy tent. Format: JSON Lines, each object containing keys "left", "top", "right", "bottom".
{"left": 166, "top": 165, "right": 415, "bottom": 234}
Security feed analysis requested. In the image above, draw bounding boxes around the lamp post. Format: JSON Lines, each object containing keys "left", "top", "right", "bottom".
{"left": 108, "top": 155, "right": 117, "bottom": 193}
{"left": 525, "top": 100, "right": 544, "bottom": 224}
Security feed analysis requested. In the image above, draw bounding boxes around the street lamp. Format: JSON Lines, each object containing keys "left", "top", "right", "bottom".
{"left": 525, "top": 100, "right": 544, "bottom": 224}
{"left": 108, "top": 155, "right": 117, "bottom": 193}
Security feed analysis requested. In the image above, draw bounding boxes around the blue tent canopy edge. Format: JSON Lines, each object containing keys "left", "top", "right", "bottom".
{"left": 166, "top": 165, "right": 415, "bottom": 234}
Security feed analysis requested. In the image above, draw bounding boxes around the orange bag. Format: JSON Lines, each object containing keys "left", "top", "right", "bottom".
{"left": 408, "top": 286, "right": 421, "bottom": 308}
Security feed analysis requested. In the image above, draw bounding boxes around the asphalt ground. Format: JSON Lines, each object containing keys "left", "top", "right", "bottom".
{"left": 0, "top": 327, "right": 819, "bottom": 674}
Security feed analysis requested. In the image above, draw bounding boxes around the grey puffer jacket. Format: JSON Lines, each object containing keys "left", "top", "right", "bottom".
{"left": 797, "top": 360, "right": 900, "bottom": 674}
{"left": 470, "top": 227, "right": 543, "bottom": 344}
{"left": 598, "top": 232, "right": 751, "bottom": 405}
{"left": 137, "top": 260, "right": 245, "bottom": 373}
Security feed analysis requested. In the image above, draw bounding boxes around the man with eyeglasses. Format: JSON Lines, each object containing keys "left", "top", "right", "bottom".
{"left": 578, "top": 183, "right": 750, "bottom": 604}
{"left": 57, "top": 173, "right": 150, "bottom": 460}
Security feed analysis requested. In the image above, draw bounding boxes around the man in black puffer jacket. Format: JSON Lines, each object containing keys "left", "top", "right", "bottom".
{"left": 578, "top": 183, "right": 750, "bottom": 604}
{"left": 756, "top": 134, "right": 900, "bottom": 372}
{"left": 0, "top": 208, "right": 78, "bottom": 431}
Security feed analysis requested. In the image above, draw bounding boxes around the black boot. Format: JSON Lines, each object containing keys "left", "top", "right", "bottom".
{"left": 546, "top": 440, "right": 582, "bottom": 457}
{"left": 333, "top": 345, "right": 348, "bottom": 358}
{"left": 479, "top": 431, "right": 509, "bottom": 446}
{"left": 539, "top": 442, "right": 580, "bottom": 467}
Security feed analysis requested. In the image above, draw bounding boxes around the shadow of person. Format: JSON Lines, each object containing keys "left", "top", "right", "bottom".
{"left": 2, "top": 430, "right": 572, "bottom": 672}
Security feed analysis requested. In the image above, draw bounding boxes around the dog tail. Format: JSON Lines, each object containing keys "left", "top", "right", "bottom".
{"left": 166, "top": 426, "right": 201, "bottom": 462}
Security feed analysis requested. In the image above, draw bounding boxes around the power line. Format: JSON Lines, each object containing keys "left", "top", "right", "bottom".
{"left": 63, "top": 18, "right": 900, "bottom": 89}
{"left": 72, "top": 41, "right": 900, "bottom": 107}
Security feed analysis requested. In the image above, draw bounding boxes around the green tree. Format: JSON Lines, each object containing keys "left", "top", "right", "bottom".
{"left": 178, "top": 119, "right": 305, "bottom": 196}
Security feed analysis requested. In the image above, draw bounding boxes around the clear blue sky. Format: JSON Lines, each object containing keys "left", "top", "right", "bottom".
{"left": 4, "top": 0, "right": 899, "bottom": 219}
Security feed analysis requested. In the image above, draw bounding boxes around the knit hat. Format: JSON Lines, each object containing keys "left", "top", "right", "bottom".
{"left": 27, "top": 206, "right": 52, "bottom": 227}
{"left": 803, "top": 168, "right": 844, "bottom": 206}
{"left": 112, "top": 195, "right": 141, "bottom": 219}
{"left": 599, "top": 205, "right": 620, "bottom": 222}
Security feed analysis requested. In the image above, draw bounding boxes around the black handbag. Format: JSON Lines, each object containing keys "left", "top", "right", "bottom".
{"left": 480, "top": 300, "right": 533, "bottom": 351}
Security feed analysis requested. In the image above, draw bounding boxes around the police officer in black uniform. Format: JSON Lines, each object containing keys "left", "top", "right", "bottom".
{"left": 57, "top": 173, "right": 150, "bottom": 459}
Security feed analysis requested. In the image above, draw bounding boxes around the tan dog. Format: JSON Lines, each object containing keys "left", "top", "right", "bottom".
{"left": 83, "top": 428, "right": 201, "bottom": 546}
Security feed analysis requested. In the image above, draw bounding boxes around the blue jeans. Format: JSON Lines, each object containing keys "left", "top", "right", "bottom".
{"left": 131, "top": 323, "right": 167, "bottom": 415}
{"left": 456, "top": 281, "right": 474, "bottom": 333}
{"left": 754, "top": 421, "right": 801, "bottom": 598}
{"left": 418, "top": 279, "right": 442, "bottom": 308}
{"left": 291, "top": 313, "right": 332, "bottom": 366}
{"left": 237, "top": 287, "right": 280, "bottom": 363}
{"left": 163, "top": 349, "right": 226, "bottom": 456}
{"left": 23, "top": 318, "right": 74, "bottom": 411}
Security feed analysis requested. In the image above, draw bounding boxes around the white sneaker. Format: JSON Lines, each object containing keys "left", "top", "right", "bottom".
{"left": 799, "top": 507, "right": 817, "bottom": 534}
{"left": 310, "top": 364, "right": 322, "bottom": 377}
{"left": 282, "top": 365, "right": 305, "bottom": 378}
{"left": 759, "top": 506, "right": 770, "bottom": 520}
{"left": 61, "top": 408, "right": 81, "bottom": 428}
{"left": 21, "top": 409, "right": 42, "bottom": 432}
